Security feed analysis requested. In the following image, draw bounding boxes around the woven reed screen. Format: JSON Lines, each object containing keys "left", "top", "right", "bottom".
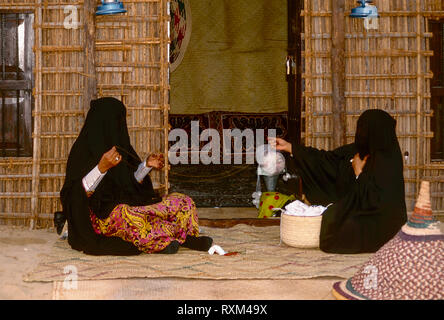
{"left": 302, "top": 0, "right": 444, "bottom": 215}
{"left": 0, "top": 0, "right": 169, "bottom": 227}
{"left": 1, "top": 0, "right": 444, "bottom": 227}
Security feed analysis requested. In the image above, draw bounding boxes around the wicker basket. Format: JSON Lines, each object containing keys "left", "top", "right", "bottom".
{"left": 280, "top": 213, "right": 322, "bottom": 248}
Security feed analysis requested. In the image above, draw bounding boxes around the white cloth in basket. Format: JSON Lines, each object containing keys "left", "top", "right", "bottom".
{"left": 283, "top": 200, "right": 329, "bottom": 217}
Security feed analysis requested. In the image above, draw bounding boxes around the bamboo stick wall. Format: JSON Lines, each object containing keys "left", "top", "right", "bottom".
{"left": 0, "top": 0, "right": 169, "bottom": 227}
{"left": 302, "top": 0, "right": 444, "bottom": 216}
{"left": 1, "top": 0, "right": 443, "bottom": 226}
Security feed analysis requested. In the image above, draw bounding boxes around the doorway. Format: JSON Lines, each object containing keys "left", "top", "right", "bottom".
{"left": 168, "top": 0, "right": 302, "bottom": 207}
{"left": 430, "top": 20, "right": 444, "bottom": 161}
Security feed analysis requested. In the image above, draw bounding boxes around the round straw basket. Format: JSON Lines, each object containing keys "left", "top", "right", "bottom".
{"left": 280, "top": 213, "right": 322, "bottom": 248}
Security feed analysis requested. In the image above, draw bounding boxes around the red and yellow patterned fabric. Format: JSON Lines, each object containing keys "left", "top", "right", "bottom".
{"left": 90, "top": 193, "right": 200, "bottom": 253}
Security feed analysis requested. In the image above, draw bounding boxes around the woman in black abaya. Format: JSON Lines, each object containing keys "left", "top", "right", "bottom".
{"left": 270, "top": 109, "right": 407, "bottom": 253}
{"left": 60, "top": 97, "right": 212, "bottom": 255}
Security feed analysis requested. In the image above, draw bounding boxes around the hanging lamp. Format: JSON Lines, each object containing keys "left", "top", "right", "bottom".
{"left": 96, "top": 0, "right": 127, "bottom": 16}
{"left": 349, "top": 0, "right": 378, "bottom": 18}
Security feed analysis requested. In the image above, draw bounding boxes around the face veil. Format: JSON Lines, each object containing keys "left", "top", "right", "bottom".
{"left": 64, "top": 97, "right": 142, "bottom": 185}
{"left": 354, "top": 109, "right": 399, "bottom": 160}
{"left": 83, "top": 97, "right": 137, "bottom": 166}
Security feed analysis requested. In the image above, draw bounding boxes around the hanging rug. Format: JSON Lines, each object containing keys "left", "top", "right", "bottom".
{"left": 170, "top": 0, "right": 192, "bottom": 72}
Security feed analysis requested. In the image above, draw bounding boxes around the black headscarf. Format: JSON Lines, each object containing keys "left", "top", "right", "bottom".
{"left": 355, "top": 109, "right": 399, "bottom": 160}
{"left": 60, "top": 97, "right": 159, "bottom": 255}
{"left": 290, "top": 109, "right": 407, "bottom": 253}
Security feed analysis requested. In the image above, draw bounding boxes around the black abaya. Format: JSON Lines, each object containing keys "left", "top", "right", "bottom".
{"left": 60, "top": 97, "right": 160, "bottom": 255}
{"left": 290, "top": 110, "right": 407, "bottom": 253}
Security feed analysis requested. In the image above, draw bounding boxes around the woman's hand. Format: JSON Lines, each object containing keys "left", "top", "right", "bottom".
{"left": 351, "top": 153, "right": 369, "bottom": 177}
{"left": 268, "top": 137, "right": 292, "bottom": 154}
{"left": 146, "top": 153, "right": 165, "bottom": 170}
{"left": 98, "top": 146, "right": 122, "bottom": 173}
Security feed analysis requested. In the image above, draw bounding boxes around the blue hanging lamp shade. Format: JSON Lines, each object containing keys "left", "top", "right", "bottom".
{"left": 96, "top": 0, "right": 127, "bottom": 16}
{"left": 350, "top": 0, "right": 378, "bottom": 18}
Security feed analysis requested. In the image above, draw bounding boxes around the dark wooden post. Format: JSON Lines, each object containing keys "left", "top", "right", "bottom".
{"left": 83, "top": 0, "right": 97, "bottom": 114}
{"left": 287, "top": 0, "right": 303, "bottom": 146}
{"left": 331, "top": 0, "right": 346, "bottom": 148}
{"left": 287, "top": 0, "right": 303, "bottom": 198}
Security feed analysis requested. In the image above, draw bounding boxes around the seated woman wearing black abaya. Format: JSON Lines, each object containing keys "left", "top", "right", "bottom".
{"left": 270, "top": 109, "right": 407, "bottom": 254}
{"left": 60, "top": 97, "right": 212, "bottom": 256}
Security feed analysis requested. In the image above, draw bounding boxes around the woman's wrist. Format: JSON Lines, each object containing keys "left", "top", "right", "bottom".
{"left": 83, "top": 165, "right": 107, "bottom": 193}
{"left": 97, "top": 162, "right": 108, "bottom": 173}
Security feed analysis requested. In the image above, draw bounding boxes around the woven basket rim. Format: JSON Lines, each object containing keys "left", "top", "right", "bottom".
{"left": 281, "top": 213, "right": 323, "bottom": 219}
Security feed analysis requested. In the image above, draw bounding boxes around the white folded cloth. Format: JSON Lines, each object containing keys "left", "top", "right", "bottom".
{"left": 283, "top": 200, "right": 329, "bottom": 217}
{"left": 208, "top": 245, "right": 226, "bottom": 256}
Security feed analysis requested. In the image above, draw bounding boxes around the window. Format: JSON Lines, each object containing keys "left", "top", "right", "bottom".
{"left": 430, "top": 20, "right": 444, "bottom": 161}
{"left": 0, "top": 13, "right": 34, "bottom": 157}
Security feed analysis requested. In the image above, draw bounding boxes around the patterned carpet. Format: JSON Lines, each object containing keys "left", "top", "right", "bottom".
{"left": 24, "top": 225, "right": 371, "bottom": 283}
{"left": 168, "top": 111, "right": 293, "bottom": 207}
{"left": 170, "top": 164, "right": 297, "bottom": 207}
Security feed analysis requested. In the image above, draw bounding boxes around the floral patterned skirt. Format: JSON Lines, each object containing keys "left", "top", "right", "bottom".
{"left": 90, "top": 192, "right": 200, "bottom": 253}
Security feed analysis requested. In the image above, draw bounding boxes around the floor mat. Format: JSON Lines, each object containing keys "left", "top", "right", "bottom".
{"left": 24, "top": 225, "right": 370, "bottom": 283}
{"left": 52, "top": 278, "right": 338, "bottom": 300}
